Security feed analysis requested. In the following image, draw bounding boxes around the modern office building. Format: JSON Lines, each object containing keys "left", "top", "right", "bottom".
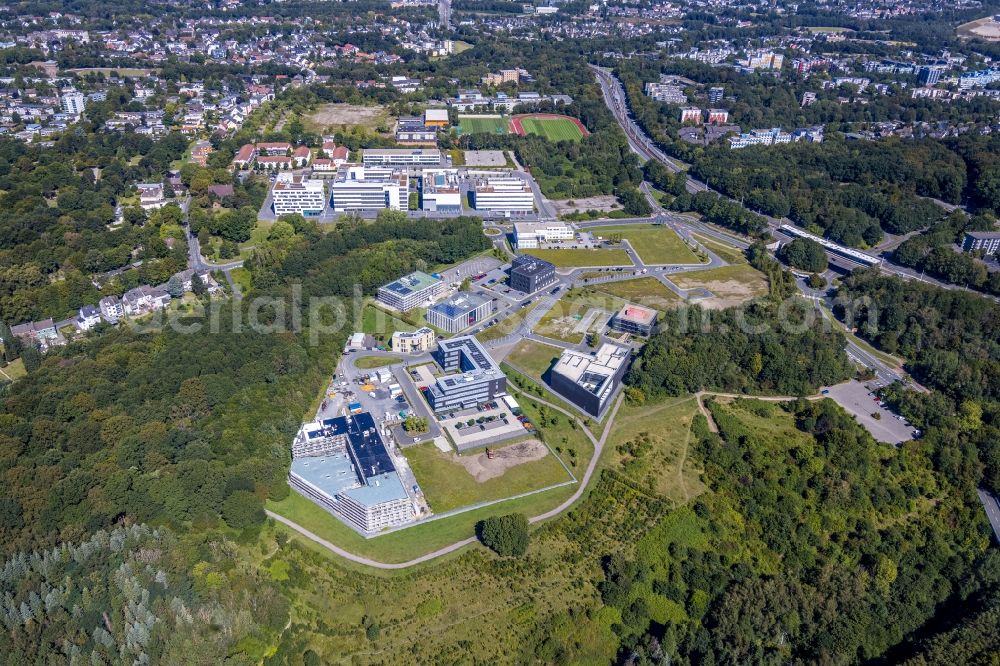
{"left": 271, "top": 173, "right": 325, "bottom": 217}
{"left": 377, "top": 271, "right": 443, "bottom": 312}
{"left": 549, "top": 343, "right": 631, "bottom": 418}
{"left": 962, "top": 231, "right": 1000, "bottom": 254}
{"left": 421, "top": 171, "right": 463, "bottom": 213}
{"left": 509, "top": 254, "right": 556, "bottom": 293}
{"left": 426, "top": 292, "right": 493, "bottom": 333}
{"left": 362, "top": 148, "right": 442, "bottom": 167}
{"left": 610, "top": 303, "right": 658, "bottom": 336}
{"left": 330, "top": 166, "right": 408, "bottom": 211}
{"left": 289, "top": 412, "right": 416, "bottom": 534}
{"left": 427, "top": 336, "right": 507, "bottom": 412}
{"left": 471, "top": 175, "right": 534, "bottom": 216}
{"left": 512, "top": 222, "right": 574, "bottom": 249}
{"left": 391, "top": 327, "right": 435, "bottom": 354}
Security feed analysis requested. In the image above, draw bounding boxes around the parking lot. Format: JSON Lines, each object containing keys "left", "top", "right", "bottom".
{"left": 822, "top": 380, "right": 915, "bottom": 445}
{"left": 463, "top": 150, "right": 507, "bottom": 167}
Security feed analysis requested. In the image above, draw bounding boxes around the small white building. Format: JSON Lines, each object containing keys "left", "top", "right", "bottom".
{"left": 513, "top": 221, "right": 574, "bottom": 249}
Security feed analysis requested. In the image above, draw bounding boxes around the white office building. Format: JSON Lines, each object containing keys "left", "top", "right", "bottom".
{"left": 271, "top": 173, "right": 326, "bottom": 217}
{"left": 362, "top": 148, "right": 442, "bottom": 167}
{"left": 472, "top": 175, "right": 534, "bottom": 215}
{"left": 331, "top": 166, "right": 408, "bottom": 211}
{"left": 513, "top": 221, "right": 574, "bottom": 249}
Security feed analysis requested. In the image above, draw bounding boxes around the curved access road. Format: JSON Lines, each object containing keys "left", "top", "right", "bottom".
{"left": 266, "top": 390, "right": 624, "bottom": 569}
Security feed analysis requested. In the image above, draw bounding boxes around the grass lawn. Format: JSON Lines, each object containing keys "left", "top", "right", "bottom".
{"left": 527, "top": 248, "right": 631, "bottom": 268}
{"left": 362, "top": 303, "right": 415, "bottom": 341}
{"left": 534, "top": 290, "right": 621, "bottom": 344}
{"left": 453, "top": 40, "right": 473, "bottom": 53}
{"left": 606, "top": 396, "right": 705, "bottom": 505}
{"left": 587, "top": 225, "right": 704, "bottom": 265}
{"left": 0, "top": 358, "right": 26, "bottom": 383}
{"left": 504, "top": 339, "right": 563, "bottom": 379}
{"left": 458, "top": 116, "right": 509, "bottom": 135}
{"left": 267, "top": 466, "right": 577, "bottom": 564}
{"left": 354, "top": 355, "right": 402, "bottom": 369}
{"left": 691, "top": 233, "right": 748, "bottom": 265}
{"left": 476, "top": 305, "right": 531, "bottom": 342}
{"left": 594, "top": 277, "right": 682, "bottom": 311}
{"left": 520, "top": 117, "right": 585, "bottom": 142}
{"left": 670, "top": 264, "right": 768, "bottom": 308}
{"left": 403, "top": 441, "right": 572, "bottom": 513}
{"left": 229, "top": 267, "right": 252, "bottom": 294}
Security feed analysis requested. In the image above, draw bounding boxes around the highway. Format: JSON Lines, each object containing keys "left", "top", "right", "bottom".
{"left": 977, "top": 488, "right": 1000, "bottom": 545}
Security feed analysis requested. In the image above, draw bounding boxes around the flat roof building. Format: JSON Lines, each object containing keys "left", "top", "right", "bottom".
{"left": 391, "top": 327, "right": 435, "bottom": 354}
{"left": 289, "top": 412, "right": 415, "bottom": 534}
{"left": 423, "top": 108, "right": 450, "bottom": 126}
{"left": 421, "top": 170, "right": 463, "bottom": 213}
{"left": 610, "top": 303, "right": 658, "bottom": 337}
{"left": 472, "top": 175, "right": 534, "bottom": 216}
{"left": 330, "top": 165, "right": 408, "bottom": 211}
{"left": 962, "top": 231, "right": 1000, "bottom": 254}
{"left": 362, "top": 148, "right": 442, "bottom": 167}
{"left": 426, "top": 292, "right": 493, "bottom": 334}
{"left": 377, "top": 271, "right": 443, "bottom": 312}
{"left": 509, "top": 254, "right": 556, "bottom": 294}
{"left": 427, "top": 336, "right": 507, "bottom": 413}
{"left": 271, "top": 173, "right": 325, "bottom": 217}
{"left": 513, "top": 221, "right": 574, "bottom": 249}
{"left": 549, "top": 343, "right": 631, "bottom": 418}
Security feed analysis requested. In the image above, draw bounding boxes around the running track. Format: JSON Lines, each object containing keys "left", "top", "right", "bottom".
{"left": 509, "top": 113, "right": 590, "bottom": 138}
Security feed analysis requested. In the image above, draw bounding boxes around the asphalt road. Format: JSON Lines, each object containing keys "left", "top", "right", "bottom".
{"left": 978, "top": 489, "right": 1000, "bottom": 545}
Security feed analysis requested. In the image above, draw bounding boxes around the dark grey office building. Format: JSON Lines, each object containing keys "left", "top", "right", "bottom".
{"left": 509, "top": 254, "right": 556, "bottom": 293}
{"left": 549, "top": 344, "right": 631, "bottom": 418}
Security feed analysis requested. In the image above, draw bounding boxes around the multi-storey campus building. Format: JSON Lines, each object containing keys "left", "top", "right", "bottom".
{"left": 289, "top": 412, "right": 416, "bottom": 534}
{"left": 509, "top": 254, "right": 557, "bottom": 293}
{"left": 426, "top": 292, "right": 493, "bottom": 333}
{"left": 271, "top": 173, "right": 326, "bottom": 216}
{"left": 330, "top": 165, "right": 408, "bottom": 211}
{"left": 362, "top": 148, "right": 442, "bottom": 167}
{"left": 550, "top": 343, "right": 631, "bottom": 418}
{"left": 426, "top": 336, "right": 506, "bottom": 412}
{"left": 377, "top": 271, "right": 443, "bottom": 312}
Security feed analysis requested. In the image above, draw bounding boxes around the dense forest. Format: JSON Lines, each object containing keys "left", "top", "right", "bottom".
{"left": 835, "top": 270, "right": 1000, "bottom": 497}
{"left": 598, "top": 398, "right": 998, "bottom": 664}
{"left": 0, "top": 215, "right": 490, "bottom": 660}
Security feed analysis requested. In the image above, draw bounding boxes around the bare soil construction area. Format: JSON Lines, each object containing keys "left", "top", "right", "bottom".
{"left": 551, "top": 195, "right": 618, "bottom": 214}
{"left": 958, "top": 16, "right": 1000, "bottom": 40}
{"left": 452, "top": 440, "right": 549, "bottom": 482}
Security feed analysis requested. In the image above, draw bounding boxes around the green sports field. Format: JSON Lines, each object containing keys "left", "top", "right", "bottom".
{"left": 458, "top": 116, "right": 509, "bottom": 135}
{"left": 519, "top": 117, "right": 585, "bottom": 142}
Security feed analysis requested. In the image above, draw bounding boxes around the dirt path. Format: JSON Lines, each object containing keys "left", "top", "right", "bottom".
{"left": 694, "top": 390, "right": 822, "bottom": 433}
